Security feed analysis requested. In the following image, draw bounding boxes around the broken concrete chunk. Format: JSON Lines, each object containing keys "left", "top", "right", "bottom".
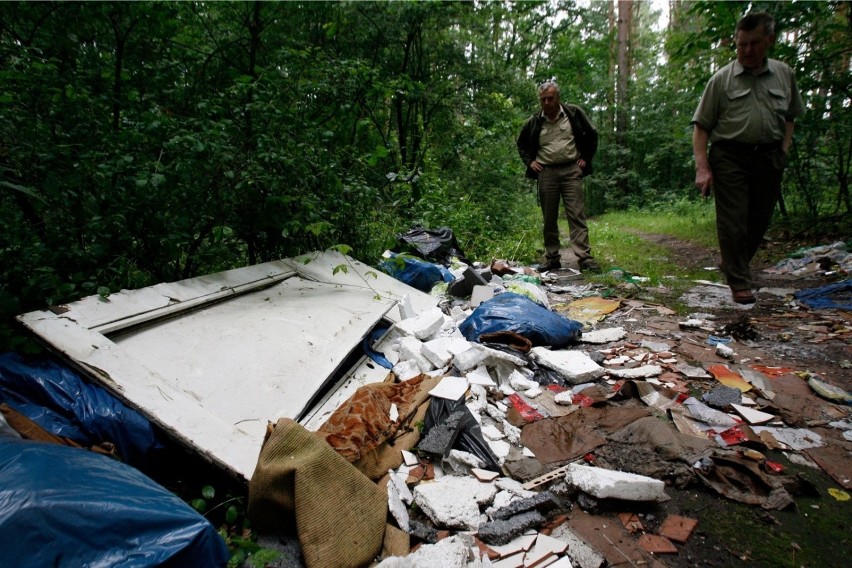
{"left": 640, "top": 340, "right": 672, "bottom": 353}
{"left": 471, "top": 285, "right": 495, "bottom": 307}
{"left": 478, "top": 511, "right": 545, "bottom": 546}
{"left": 393, "top": 359, "right": 423, "bottom": 381}
{"left": 376, "top": 534, "right": 474, "bottom": 567}
{"left": 453, "top": 344, "right": 489, "bottom": 372}
{"left": 429, "top": 375, "right": 469, "bottom": 401}
{"left": 408, "top": 519, "right": 439, "bottom": 544}
{"left": 387, "top": 476, "right": 410, "bottom": 532}
{"left": 481, "top": 423, "right": 506, "bottom": 441}
{"left": 489, "top": 491, "right": 560, "bottom": 521}
{"left": 524, "top": 387, "right": 543, "bottom": 399}
{"left": 447, "top": 449, "right": 488, "bottom": 471}
{"left": 398, "top": 294, "right": 417, "bottom": 321}
{"left": 418, "top": 409, "right": 470, "bottom": 457}
{"left": 565, "top": 463, "right": 669, "bottom": 502}
{"left": 529, "top": 348, "right": 604, "bottom": 385}
{"left": 466, "top": 364, "right": 497, "bottom": 387}
{"left": 395, "top": 307, "right": 447, "bottom": 340}
{"left": 423, "top": 336, "right": 470, "bottom": 368}
{"left": 578, "top": 327, "right": 626, "bottom": 344}
{"left": 607, "top": 365, "right": 663, "bottom": 379}
{"left": 413, "top": 475, "right": 497, "bottom": 530}
{"left": 554, "top": 390, "right": 573, "bottom": 406}
{"left": 548, "top": 524, "right": 605, "bottom": 568}
{"left": 509, "top": 370, "right": 539, "bottom": 392}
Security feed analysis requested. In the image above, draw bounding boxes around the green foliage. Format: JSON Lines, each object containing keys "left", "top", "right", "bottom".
{"left": 0, "top": 0, "right": 847, "bottom": 352}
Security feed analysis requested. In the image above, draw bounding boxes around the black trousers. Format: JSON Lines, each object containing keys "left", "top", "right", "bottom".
{"left": 710, "top": 142, "right": 785, "bottom": 291}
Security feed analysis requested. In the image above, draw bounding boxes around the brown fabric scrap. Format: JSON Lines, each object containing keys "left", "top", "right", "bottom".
{"left": 248, "top": 418, "right": 388, "bottom": 568}
{"left": 695, "top": 453, "right": 795, "bottom": 510}
{"left": 316, "top": 374, "right": 441, "bottom": 463}
{"left": 353, "top": 395, "right": 432, "bottom": 480}
{"left": 479, "top": 331, "right": 532, "bottom": 353}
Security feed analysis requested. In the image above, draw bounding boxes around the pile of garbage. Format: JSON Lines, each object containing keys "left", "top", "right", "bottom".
{"left": 2, "top": 227, "right": 849, "bottom": 568}
{"left": 245, "top": 229, "right": 851, "bottom": 568}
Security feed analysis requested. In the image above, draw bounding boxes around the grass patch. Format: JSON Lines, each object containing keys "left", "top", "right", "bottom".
{"left": 597, "top": 198, "right": 718, "bottom": 248}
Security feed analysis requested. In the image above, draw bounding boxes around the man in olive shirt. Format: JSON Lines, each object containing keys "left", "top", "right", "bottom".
{"left": 518, "top": 81, "right": 600, "bottom": 273}
{"left": 692, "top": 12, "right": 804, "bottom": 304}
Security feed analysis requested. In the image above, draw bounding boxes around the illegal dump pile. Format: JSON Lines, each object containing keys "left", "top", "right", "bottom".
{"left": 246, "top": 233, "right": 851, "bottom": 568}
{"left": 1, "top": 231, "right": 849, "bottom": 567}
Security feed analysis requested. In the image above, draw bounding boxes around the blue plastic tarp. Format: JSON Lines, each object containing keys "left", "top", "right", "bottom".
{"left": 380, "top": 252, "right": 454, "bottom": 293}
{"left": 459, "top": 293, "right": 583, "bottom": 348}
{"left": 0, "top": 353, "right": 164, "bottom": 468}
{"left": 794, "top": 279, "right": 852, "bottom": 310}
{"left": 0, "top": 439, "right": 229, "bottom": 567}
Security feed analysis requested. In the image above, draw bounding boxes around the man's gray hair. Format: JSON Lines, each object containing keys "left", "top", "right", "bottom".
{"left": 736, "top": 12, "right": 775, "bottom": 36}
{"left": 538, "top": 80, "right": 561, "bottom": 96}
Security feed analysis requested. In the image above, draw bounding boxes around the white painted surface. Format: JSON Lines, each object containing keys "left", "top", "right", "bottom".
{"left": 17, "top": 250, "right": 438, "bottom": 481}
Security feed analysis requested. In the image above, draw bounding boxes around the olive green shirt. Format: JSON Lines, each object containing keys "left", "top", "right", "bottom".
{"left": 692, "top": 58, "right": 804, "bottom": 144}
{"left": 536, "top": 111, "right": 580, "bottom": 165}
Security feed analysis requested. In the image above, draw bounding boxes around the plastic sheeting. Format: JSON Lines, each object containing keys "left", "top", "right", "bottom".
{"left": 396, "top": 226, "right": 470, "bottom": 266}
{"left": 793, "top": 279, "right": 852, "bottom": 310}
{"left": 459, "top": 293, "right": 583, "bottom": 349}
{"left": 0, "top": 439, "right": 229, "bottom": 567}
{"left": 380, "top": 252, "right": 454, "bottom": 293}
{"left": 0, "top": 352, "right": 163, "bottom": 468}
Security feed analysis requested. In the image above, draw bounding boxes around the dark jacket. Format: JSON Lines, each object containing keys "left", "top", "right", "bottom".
{"left": 517, "top": 103, "right": 598, "bottom": 178}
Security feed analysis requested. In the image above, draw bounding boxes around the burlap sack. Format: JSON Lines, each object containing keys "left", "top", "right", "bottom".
{"left": 248, "top": 418, "right": 388, "bottom": 568}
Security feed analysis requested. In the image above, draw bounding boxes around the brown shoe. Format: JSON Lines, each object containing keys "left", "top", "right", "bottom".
{"left": 732, "top": 289, "right": 756, "bottom": 304}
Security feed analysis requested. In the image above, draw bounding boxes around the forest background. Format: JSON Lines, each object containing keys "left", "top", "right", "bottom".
{"left": 1, "top": 0, "right": 850, "bottom": 352}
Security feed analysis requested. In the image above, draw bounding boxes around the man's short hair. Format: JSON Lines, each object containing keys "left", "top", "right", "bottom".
{"left": 736, "top": 12, "right": 775, "bottom": 36}
{"left": 538, "top": 80, "right": 561, "bottom": 96}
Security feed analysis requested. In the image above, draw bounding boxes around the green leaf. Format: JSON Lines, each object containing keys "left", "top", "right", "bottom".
{"left": 97, "top": 286, "right": 111, "bottom": 299}
{"left": 190, "top": 498, "right": 207, "bottom": 513}
{"left": 332, "top": 264, "right": 349, "bottom": 275}
{"left": 201, "top": 485, "right": 216, "bottom": 500}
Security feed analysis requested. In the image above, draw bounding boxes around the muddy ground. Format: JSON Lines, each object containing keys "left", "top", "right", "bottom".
{"left": 538, "top": 231, "right": 850, "bottom": 568}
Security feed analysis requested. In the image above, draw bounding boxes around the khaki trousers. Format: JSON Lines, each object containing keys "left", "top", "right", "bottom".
{"left": 538, "top": 162, "right": 591, "bottom": 262}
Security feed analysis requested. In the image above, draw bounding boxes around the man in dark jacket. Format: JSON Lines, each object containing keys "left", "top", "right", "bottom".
{"left": 517, "top": 81, "right": 600, "bottom": 272}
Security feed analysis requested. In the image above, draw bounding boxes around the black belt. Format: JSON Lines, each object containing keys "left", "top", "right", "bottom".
{"left": 713, "top": 139, "right": 780, "bottom": 153}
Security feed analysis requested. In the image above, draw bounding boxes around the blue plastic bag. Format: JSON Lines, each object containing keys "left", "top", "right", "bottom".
{"left": 0, "top": 439, "right": 229, "bottom": 567}
{"left": 0, "top": 353, "right": 163, "bottom": 468}
{"left": 380, "top": 252, "right": 454, "bottom": 292}
{"left": 459, "top": 293, "right": 583, "bottom": 348}
{"left": 794, "top": 279, "right": 852, "bottom": 310}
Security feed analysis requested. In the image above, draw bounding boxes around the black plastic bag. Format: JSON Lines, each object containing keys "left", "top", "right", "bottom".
{"left": 396, "top": 226, "right": 470, "bottom": 266}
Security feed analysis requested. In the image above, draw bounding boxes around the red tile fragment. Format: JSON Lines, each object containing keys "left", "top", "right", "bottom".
{"left": 658, "top": 515, "right": 698, "bottom": 543}
{"left": 637, "top": 534, "right": 678, "bottom": 554}
{"left": 618, "top": 512, "right": 644, "bottom": 533}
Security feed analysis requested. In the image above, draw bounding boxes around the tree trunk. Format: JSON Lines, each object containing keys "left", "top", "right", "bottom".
{"left": 616, "top": 0, "right": 633, "bottom": 195}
